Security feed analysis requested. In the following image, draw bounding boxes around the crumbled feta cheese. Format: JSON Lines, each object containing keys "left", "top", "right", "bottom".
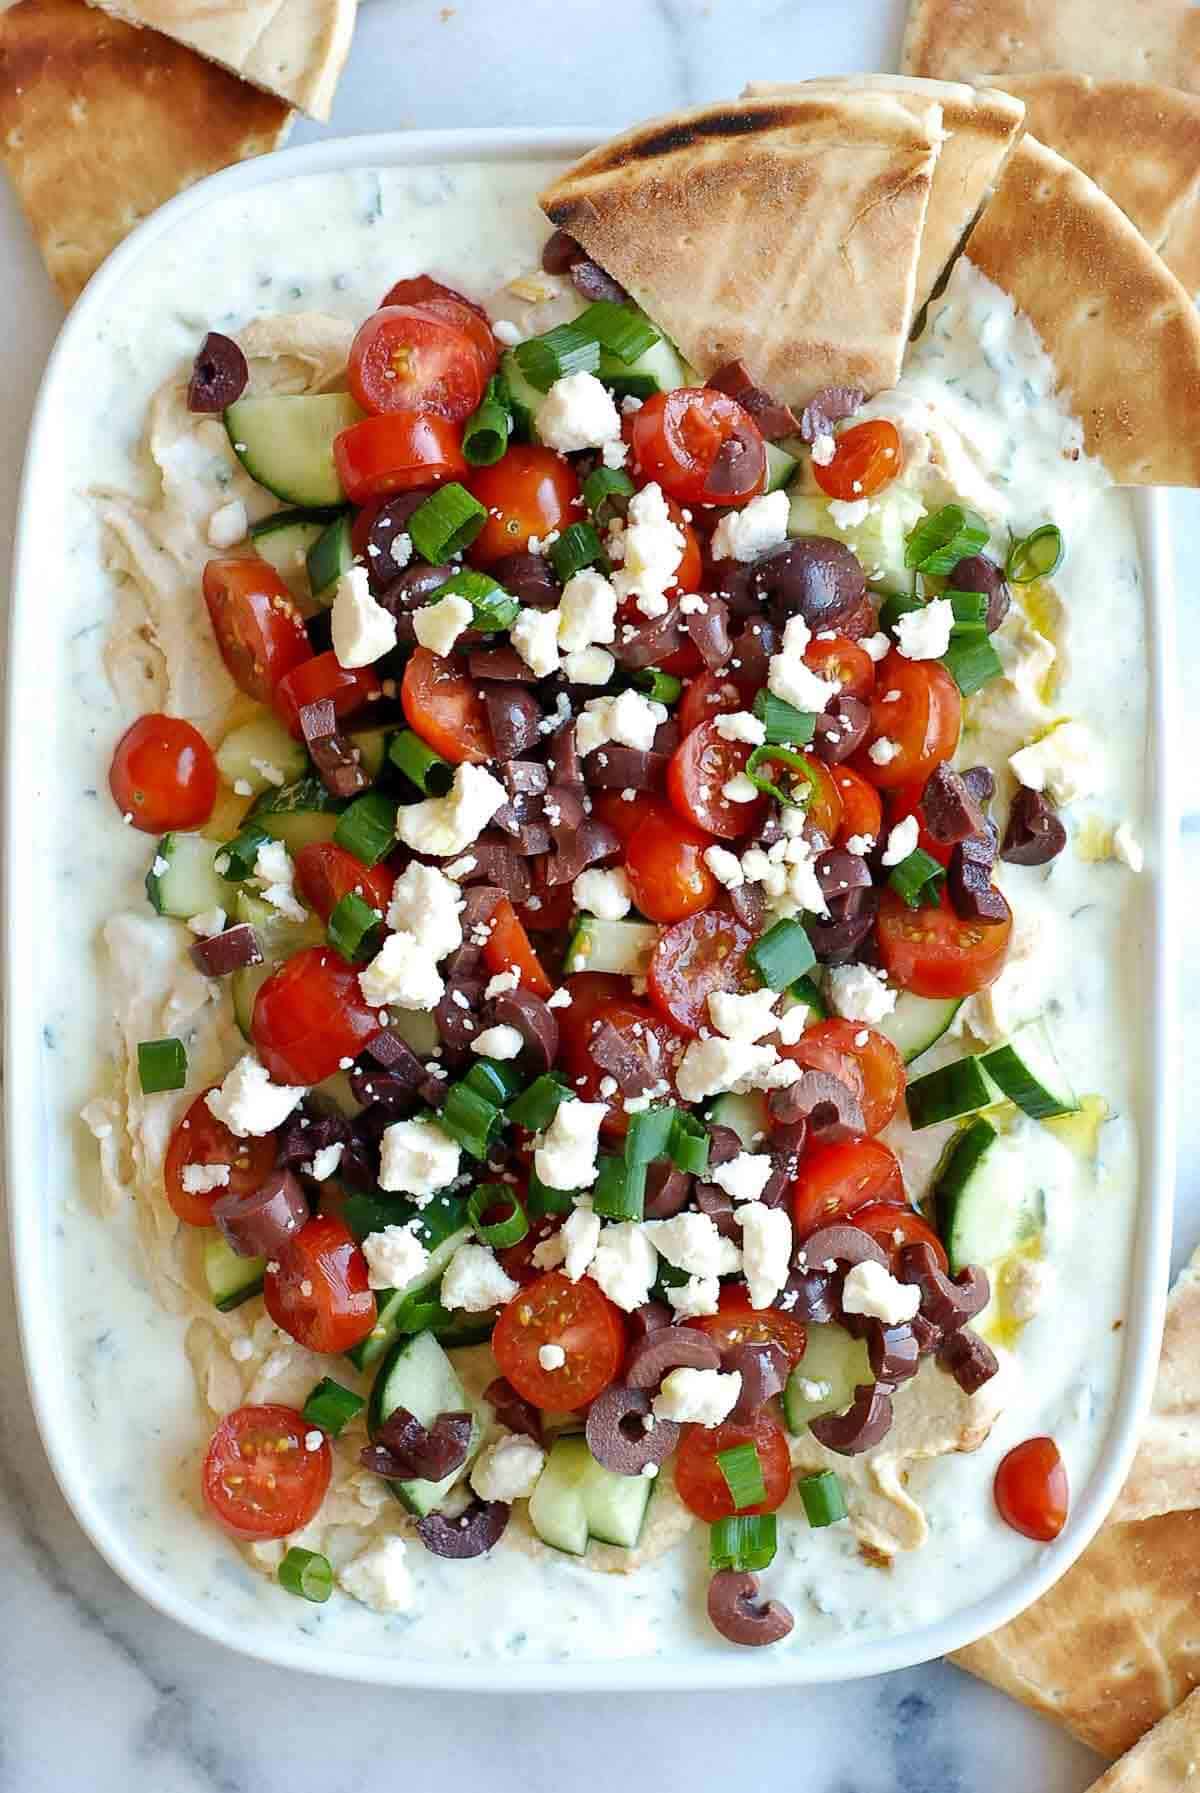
{"left": 534, "top": 1100, "right": 607, "bottom": 1191}
{"left": 413, "top": 591, "right": 473, "bottom": 658}
{"left": 558, "top": 568, "right": 618, "bottom": 652}
{"left": 389, "top": 532, "right": 412, "bottom": 571}
{"left": 844, "top": 833, "right": 876, "bottom": 856}
{"left": 252, "top": 839, "right": 307, "bottom": 923}
{"left": 1009, "top": 721, "right": 1099, "bottom": 806}
{"left": 666, "top": 1275, "right": 722, "bottom": 1319}
{"left": 394, "top": 763, "right": 507, "bottom": 856}
{"left": 587, "top": 1220, "right": 658, "bottom": 1311}
{"left": 602, "top": 437, "right": 629, "bottom": 470}
{"left": 768, "top": 625, "right": 840, "bottom": 714}
{"left": 881, "top": 814, "right": 919, "bottom": 867}
{"left": 206, "top": 498, "right": 248, "bottom": 549}
{"left": 359, "top": 929, "right": 443, "bottom": 1011}
{"left": 378, "top": 1115, "right": 461, "bottom": 1201}
{"left": 715, "top": 710, "right": 766, "bottom": 746}
{"left": 205, "top": 1056, "right": 305, "bottom": 1138}
{"left": 576, "top": 688, "right": 665, "bottom": 757}
{"left": 643, "top": 1213, "right": 741, "bottom": 1279}
{"left": 709, "top": 1152, "right": 774, "bottom": 1204}
{"left": 738, "top": 1202, "right": 793, "bottom": 1309}
{"left": 562, "top": 646, "right": 615, "bottom": 685}
{"left": 868, "top": 736, "right": 900, "bottom": 766}
{"left": 776, "top": 1002, "right": 810, "bottom": 1045}
{"left": 652, "top": 1367, "right": 742, "bottom": 1428}
{"left": 861, "top": 632, "right": 892, "bottom": 663}
{"left": 675, "top": 1037, "right": 800, "bottom": 1102}
{"left": 611, "top": 483, "right": 683, "bottom": 616}
{"left": 722, "top": 772, "right": 760, "bottom": 803}
{"left": 492, "top": 319, "right": 523, "bottom": 347}
{"left": 441, "top": 1241, "right": 519, "bottom": 1312}
{"left": 1113, "top": 821, "right": 1144, "bottom": 873}
{"left": 810, "top": 432, "right": 836, "bottom": 466}
{"left": 573, "top": 866, "right": 633, "bottom": 920}
{"left": 704, "top": 844, "right": 745, "bottom": 889}
{"left": 305, "top": 1142, "right": 344, "bottom": 1182}
{"left": 542, "top": 1204, "right": 601, "bottom": 1281}
{"left": 331, "top": 565, "right": 398, "bottom": 669}
{"left": 827, "top": 962, "right": 896, "bottom": 1025}
{"left": 546, "top": 987, "right": 573, "bottom": 1010}
{"left": 386, "top": 861, "right": 463, "bottom": 963}
{"left": 707, "top": 986, "right": 780, "bottom": 1043}
{"left": 538, "top": 1343, "right": 567, "bottom": 1371}
{"left": 186, "top": 907, "right": 227, "bottom": 937}
{"left": 471, "top": 1023, "right": 524, "bottom": 1061}
{"left": 511, "top": 604, "right": 562, "bottom": 678}
{"left": 470, "top": 1431, "right": 545, "bottom": 1502}
{"left": 827, "top": 497, "right": 871, "bottom": 529}
{"left": 338, "top": 1537, "right": 417, "bottom": 1614}
{"left": 180, "top": 1161, "right": 230, "bottom": 1196}
{"left": 536, "top": 370, "right": 622, "bottom": 453}
{"left": 895, "top": 596, "right": 954, "bottom": 661}
{"left": 710, "top": 490, "right": 790, "bottom": 563}
{"left": 361, "top": 1223, "right": 430, "bottom": 1291}
{"left": 841, "top": 1259, "right": 920, "bottom": 1324}
{"left": 484, "top": 968, "right": 521, "bottom": 1000}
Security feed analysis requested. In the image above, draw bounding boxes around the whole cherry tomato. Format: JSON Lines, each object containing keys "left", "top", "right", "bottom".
{"left": 813, "top": 419, "right": 902, "bottom": 501}
{"left": 994, "top": 1436, "right": 1069, "bottom": 1542}
{"left": 109, "top": 714, "right": 217, "bottom": 832}
{"left": 856, "top": 653, "right": 961, "bottom": 790}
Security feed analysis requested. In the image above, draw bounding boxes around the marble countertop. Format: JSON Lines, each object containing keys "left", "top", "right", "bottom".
{"left": 1, "top": 1, "right": 1196, "bottom": 1787}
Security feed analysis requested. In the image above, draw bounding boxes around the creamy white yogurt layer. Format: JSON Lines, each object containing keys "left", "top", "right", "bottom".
{"left": 48, "top": 159, "right": 1149, "bottom": 1664}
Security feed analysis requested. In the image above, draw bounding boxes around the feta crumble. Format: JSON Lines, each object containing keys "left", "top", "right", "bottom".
{"left": 205, "top": 1056, "right": 305, "bottom": 1138}
{"left": 413, "top": 591, "right": 473, "bottom": 657}
{"left": 378, "top": 1115, "right": 460, "bottom": 1201}
{"left": 826, "top": 962, "right": 897, "bottom": 1025}
{"left": 710, "top": 490, "right": 789, "bottom": 563}
{"left": 331, "top": 565, "right": 398, "bottom": 669}
{"left": 652, "top": 1367, "right": 741, "bottom": 1428}
{"left": 895, "top": 596, "right": 954, "bottom": 661}
{"left": 394, "top": 763, "right": 507, "bottom": 857}
{"left": 471, "top": 1432, "right": 545, "bottom": 1502}
{"left": 361, "top": 1223, "right": 430, "bottom": 1291}
{"left": 440, "top": 1241, "right": 519, "bottom": 1312}
{"left": 841, "top": 1259, "right": 920, "bottom": 1325}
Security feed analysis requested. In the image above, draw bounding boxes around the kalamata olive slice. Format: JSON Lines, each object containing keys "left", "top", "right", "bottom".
{"left": 365, "top": 492, "right": 434, "bottom": 588}
{"left": 1000, "top": 785, "right": 1067, "bottom": 866}
{"left": 484, "top": 1377, "right": 543, "bottom": 1444}
{"left": 416, "top": 1498, "right": 510, "bottom": 1559}
{"left": 361, "top": 1408, "right": 472, "bottom": 1482}
{"left": 686, "top": 599, "right": 733, "bottom": 669}
{"left": 948, "top": 552, "right": 1011, "bottom": 632}
{"left": 725, "top": 1341, "right": 790, "bottom": 1422}
{"left": 752, "top": 537, "right": 866, "bottom": 632}
{"left": 912, "top": 1312, "right": 943, "bottom": 1356}
{"left": 798, "top": 1224, "right": 888, "bottom": 1272}
{"left": 805, "top": 891, "right": 877, "bottom": 964}
{"left": 707, "top": 1570, "right": 794, "bottom": 1647}
{"left": 435, "top": 979, "right": 485, "bottom": 1052}
{"left": 921, "top": 764, "right": 986, "bottom": 844}
{"left": 815, "top": 848, "right": 872, "bottom": 903}
{"left": 489, "top": 989, "right": 559, "bottom": 1074}
{"left": 377, "top": 562, "right": 454, "bottom": 628}
{"left": 625, "top": 1325, "right": 721, "bottom": 1389}
{"left": 628, "top": 1301, "right": 673, "bottom": 1344}
{"left": 706, "top": 1123, "right": 745, "bottom": 1168}
{"left": 187, "top": 331, "right": 247, "bottom": 412}
{"left": 798, "top": 385, "right": 865, "bottom": 444}
{"left": 694, "top": 1181, "right": 741, "bottom": 1240}
{"left": 777, "top": 1265, "right": 838, "bottom": 1323}
{"left": 813, "top": 696, "right": 871, "bottom": 765}
{"left": 492, "top": 552, "right": 560, "bottom": 608}
{"left": 938, "top": 1325, "right": 999, "bottom": 1394}
{"left": 643, "top": 1162, "right": 692, "bottom": 1219}
{"left": 769, "top": 1071, "right": 864, "bottom": 1144}
{"left": 897, "top": 1242, "right": 989, "bottom": 1333}
{"left": 610, "top": 604, "right": 686, "bottom": 669}
{"left": 189, "top": 922, "right": 263, "bottom": 978}
{"left": 585, "top": 1384, "right": 680, "bottom": 1475}
{"left": 868, "top": 1322, "right": 921, "bottom": 1386}
{"left": 571, "top": 258, "right": 628, "bottom": 304}
{"left": 809, "top": 1382, "right": 894, "bottom": 1455}
{"left": 483, "top": 685, "right": 542, "bottom": 759}
{"left": 212, "top": 1168, "right": 308, "bottom": 1259}
{"left": 542, "top": 228, "right": 584, "bottom": 274}
{"left": 961, "top": 765, "right": 996, "bottom": 805}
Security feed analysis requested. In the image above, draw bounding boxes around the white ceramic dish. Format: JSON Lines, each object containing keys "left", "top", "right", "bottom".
{"left": 4, "top": 127, "right": 1177, "bottom": 1690}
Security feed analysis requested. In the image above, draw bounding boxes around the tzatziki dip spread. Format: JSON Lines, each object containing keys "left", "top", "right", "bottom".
{"left": 76, "top": 154, "right": 1147, "bottom": 1663}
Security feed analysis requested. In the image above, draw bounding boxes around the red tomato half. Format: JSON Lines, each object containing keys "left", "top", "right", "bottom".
{"left": 202, "top": 1403, "right": 331, "bottom": 1540}
{"left": 851, "top": 1201, "right": 948, "bottom": 1274}
{"left": 856, "top": 653, "right": 961, "bottom": 790}
{"left": 377, "top": 281, "right": 499, "bottom": 386}
{"left": 380, "top": 275, "right": 490, "bottom": 320}
{"left": 624, "top": 803, "right": 718, "bottom": 923}
{"left": 795, "top": 753, "right": 844, "bottom": 840}
{"left": 630, "top": 388, "right": 767, "bottom": 508}
{"left": 517, "top": 858, "right": 575, "bottom": 933}
{"left": 482, "top": 897, "right": 553, "bottom": 1000}
{"left": 334, "top": 413, "right": 467, "bottom": 504}
{"left": 202, "top": 558, "right": 312, "bottom": 704}
{"left": 264, "top": 1214, "right": 376, "bottom": 1354}
{"left": 667, "top": 718, "right": 767, "bottom": 841}
{"left": 293, "top": 842, "right": 395, "bottom": 924}
{"left": 780, "top": 1019, "right": 905, "bottom": 1136}
{"left": 590, "top": 789, "right": 664, "bottom": 848}
{"left": 831, "top": 765, "right": 883, "bottom": 849}
{"left": 492, "top": 1272, "right": 624, "bottom": 1410}
{"left": 804, "top": 635, "right": 876, "bottom": 701}
{"left": 468, "top": 445, "right": 582, "bottom": 566}
{"left": 791, "top": 1137, "right": 905, "bottom": 1236}
{"left": 163, "top": 1090, "right": 278, "bottom": 1227}
{"left": 648, "top": 909, "right": 755, "bottom": 1035}
{"left": 876, "top": 886, "right": 1012, "bottom": 999}
{"left": 252, "top": 946, "right": 383, "bottom": 1085}
{"left": 677, "top": 669, "right": 747, "bottom": 738}
{"left": 497, "top": 1211, "right": 563, "bottom": 1288}
{"left": 674, "top": 1412, "right": 792, "bottom": 1522}
{"left": 273, "top": 651, "right": 382, "bottom": 740}
{"left": 887, "top": 780, "right": 952, "bottom": 868}
{"left": 109, "top": 714, "right": 217, "bottom": 832}
{"left": 691, "top": 1289, "right": 807, "bottom": 1367}
{"left": 564, "top": 997, "right": 685, "bottom": 1133}
{"left": 400, "top": 645, "right": 493, "bottom": 764}
{"left": 994, "top": 1436, "right": 1069, "bottom": 1542}
{"left": 813, "top": 419, "right": 902, "bottom": 501}
{"left": 348, "top": 305, "right": 486, "bottom": 421}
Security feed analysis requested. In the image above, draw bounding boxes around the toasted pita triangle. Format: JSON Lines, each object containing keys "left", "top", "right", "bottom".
{"left": 539, "top": 93, "right": 945, "bottom": 409}
{"left": 986, "top": 73, "right": 1200, "bottom": 297}
{"left": 0, "top": 0, "right": 291, "bottom": 305}
{"left": 743, "top": 76, "right": 1024, "bottom": 311}
{"left": 1086, "top": 1689, "right": 1200, "bottom": 1792}
{"left": 963, "top": 134, "right": 1200, "bottom": 485}
{"left": 901, "top": 0, "right": 1200, "bottom": 96}
{"left": 85, "top": 0, "right": 356, "bottom": 120}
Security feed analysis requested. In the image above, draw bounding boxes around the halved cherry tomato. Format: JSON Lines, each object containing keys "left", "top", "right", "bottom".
{"left": 667, "top": 718, "right": 767, "bottom": 841}
{"left": 497, "top": 1211, "right": 563, "bottom": 1288}
{"left": 517, "top": 858, "right": 575, "bottom": 933}
{"left": 202, "top": 1403, "right": 331, "bottom": 1540}
{"left": 555, "top": 973, "right": 630, "bottom": 1062}
{"left": 804, "top": 635, "right": 875, "bottom": 701}
{"left": 590, "top": 789, "right": 665, "bottom": 847}
{"left": 855, "top": 653, "right": 961, "bottom": 790}
{"left": 674, "top": 1412, "right": 791, "bottom": 1521}
{"left": 625, "top": 802, "right": 718, "bottom": 922}
{"left": 348, "top": 305, "right": 486, "bottom": 420}
{"left": 380, "top": 275, "right": 490, "bottom": 319}
{"left": 163, "top": 1090, "right": 278, "bottom": 1227}
{"left": 794, "top": 752, "right": 843, "bottom": 840}
{"left": 886, "top": 780, "right": 952, "bottom": 867}
{"left": 334, "top": 412, "right": 467, "bottom": 504}
{"left": 876, "top": 885, "right": 1011, "bottom": 999}
{"left": 648, "top": 909, "right": 754, "bottom": 1035}
{"left": 851, "top": 1201, "right": 949, "bottom": 1274}
{"left": 779, "top": 1019, "right": 905, "bottom": 1136}
{"left": 400, "top": 645, "right": 493, "bottom": 764}
{"left": 994, "top": 1436, "right": 1069, "bottom": 1542}
{"left": 264, "top": 1213, "right": 376, "bottom": 1354}
{"left": 109, "top": 714, "right": 217, "bottom": 832}
{"left": 379, "top": 280, "right": 498, "bottom": 382}
{"left": 677, "top": 669, "right": 747, "bottom": 738}
{"left": 468, "top": 445, "right": 582, "bottom": 566}
{"left": 293, "top": 842, "right": 395, "bottom": 924}
{"left": 630, "top": 388, "right": 767, "bottom": 508}
{"left": 812, "top": 419, "right": 902, "bottom": 501}
{"left": 492, "top": 1271, "right": 625, "bottom": 1410}
{"left": 831, "top": 765, "right": 883, "bottom": 849}
{"left": 791, "top": 1137, "right": 905, "bottom": 1236}
{"left": 202, "top": 558, "right": 312, "bottom": 704}
{"left": 483, "top": 896, "right": 553, "bottom": 999}
{"left": 252, "top": 946, "right": 382, "bottom": 1085}
{"left": 273, "top": 651, "right": 383, "bottom": 740}
{"left": 691, "top": 1288, "right": 808, "bottom": 1367}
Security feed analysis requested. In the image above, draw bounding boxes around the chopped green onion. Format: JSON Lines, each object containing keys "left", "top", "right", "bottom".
{"left": 752, "top": 689, "right": 816, "bottom": 746}
{"left": 390, "top": 1290, "right": 451, "bottom": 1335}
{"left": 744, "top": 742, "right": 821, "bottom": 807}
{"left": 944, "top": 588, "right": 990, "bottom": 630}
{"left": 467, "top": 1183, "right": 529, "bottom": 1248}
{"left": 710, "top": 1513, "right": 778, "bottom": 1571}
{"left": 889, "top": 847, "right": 946, "bottom": 909}
{"left": 433, "top": 568, "right": 519, "bottom": 633}
{"left": 592, "top": 1153, "right": 647, "bottom": 1222}
{"left": 407, "top": 482, "right": 488, "bottom": 561}
{"left": 604, "top": 372, "right": 659, "bottom": 403}
{"left": 577, "top": 300, "right": 661, "bottom": 364}
{"left": 438, "top": 1083, "right": 502, "bottom": 1159}
{"left": 388, "top": 728, "right": 454, "bottom": 796}
{"left": 633, "top": 668, "right": 682, "bottom": 705}
{"left": 878, "top": 588, "right": 926, "bottom": 635}
{"left": 797, "top": 1469, "right": 848, "bottom": 1528}
{"left": 513, "top": 322, "right": 602, "bottom": 392}
{"left": 137, "top": 1037, "right": 187, "bottom": 1094}
{"left": 549, "top": 521, "right": 606, "bottom": 584}
{"left": 789, "top": 973, "right": 827, "bottom": 1020}
{"left": 507, "top": 1075, "right": 570, "bottom": 1132}
{"left": 465, "top": 1059, "right": 524, "bottom": 1106}
{"left": 625, "top": 1105, "right": 677, "bottom": 1165}
{"left": 583, "top": 465, "right": 635, "bottom": 513}
{"left": 462, "top": 376, "right": 512, "bottom": 467}
{"left": 302, "top": 1377, "right": 365, "bottom": 1438}
{"left": 749, "top": 916, "right": 817, "bottom": 989}
{"left": 215, "top": 824, "right": 271, "bottom": 883}
{"left": 651, "top": 1257, "right": 690, "bottom": 1301}
{"left": 941, "top": 634, "right": 1004, "bottom": 696}
{"left": 334, "top": 791, "right": 397, "bottom": 866}
{"left": 1006, "top": 523, "right": 1064, "bottom": 584}
{"left": 716, "top": 1441, "right": 767, "bottom": 1511}
{"left": 278, "top": 1546, "right": 333, "bottom": 1603}
{"left": 526, "top": 1165, "right": 577, "bottom": 1216}
{"left": 904, "top": 503, "right": 989, "bottom": 576}
{"left": 669, "top": 1112, "right": 710, "bottom": 1176}
{"left": 327, "top": 890, "right": 383, "bottom": 962}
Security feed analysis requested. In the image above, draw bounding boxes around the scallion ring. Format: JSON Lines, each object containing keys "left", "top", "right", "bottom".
{"left": 467, "top": 1182, "right": 529, "bottom": 1249}
{"left": 1006, "top": 523, "right": 1064, "bottom": 584}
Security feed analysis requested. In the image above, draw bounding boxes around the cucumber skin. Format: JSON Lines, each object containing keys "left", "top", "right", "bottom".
{"left": 527, "top": 1433, "right": 653, "bottom": 1555}
{"left": 225, "top": 393, "right": 361, "bottom": 507}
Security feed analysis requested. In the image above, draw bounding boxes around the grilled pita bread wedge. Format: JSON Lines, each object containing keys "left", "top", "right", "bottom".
{"left": 1087, "top": 1689, "right": 1200, "bottom": 1792}
{"left": 963, "top": 135, "right": 1200, "bottom": 485}
{"left": 983, "top": 74, "right": 1200, "bottom": 297}
{"left": 743, "top": 76, "right": 1025, "bottom": 311}
{"left": 86, "top": 0, "right": 356, "bottom": 120}
{"left": 901, "top": 0, "right": 1200, "bottom": 97}
{"left": 539, "top": 93, "right": 945, "bottom": 409}
{"left": 0, "top": 0, "right": 291, "bottom": 306}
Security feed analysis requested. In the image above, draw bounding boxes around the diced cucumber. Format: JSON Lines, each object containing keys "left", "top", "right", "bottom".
{"left": 347, "top": 1201, "right": 474, "bottom": 1372}
{"left": 432, "top": 1311, "right": 494, "bottom": 1349}
{"left": 782, "top": 1324, "right": 872, "bottom": 1433}
{"left": 224, "top": 392, "right": 362, "bottom": 507}
{"left": 905, "top": 1055, "right": 999, "bottom": 1131}
{"left": 787, "top": 485, "right": 924, "bottom": 590}
{"left": 500, "top": 350, "right": 543, "bottom": 440}
{"left": 705, "top": 1090, "right": 770, "bottom": 1150}
{"left": 765, "top": 442, "right": 800, "bottom": 493}
{"left": 203, "top": 1232, "right": 265, "bottom": 1312}
{"left": 343, "top": 725, "right": 392, "bottom": 782}
{"left": 230, "top": 889, "right": 323, "bottom": 1039}
{"left": 367, "top": 1331, "right": 480, "bottom": 1515}
{"left": 306, "top": 513, "right": 355, "bottom": 604}
{"left": 877, "top": 992, "right": 962, "bottom": 1064}
{"left": 598, "top": 333, "right": 688, "bottom": 397}
{"left": 249, "top": 509, "right": 333, "bottom": 600}
{"left": 386, "top": 1006, "right": 440, "bottom": 1059}
{"left": 216, "top": 715, "right": 308, "bottom": 797}
{"left": 310, "top": 1069, "right": 361, "bottom": 1119}
{"left": 527, "top": 1433, "right": 653, "bottom": 1555}
{"left": 563, "top": 915, "right": 659, "bottom": 976}
{"left": 935, "top": 1117, "right": 1045, "bottom": 1273}
{"left": 145, "top": 832, "right": 230, "bottom": 921}
{"left": 249, "top": 775, "right": 344, "bottom": 851}
{"left": 979, "top": 1020, "right": 1078, "bottom": 1120}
